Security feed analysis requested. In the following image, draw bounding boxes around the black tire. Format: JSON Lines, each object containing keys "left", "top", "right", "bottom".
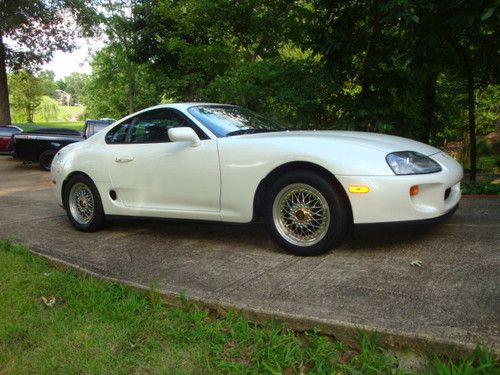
{"left": 264, "top": 170, "right": 350, "bottom": 256}
{"left": 64, "top": 174, "right": 106, "bottom": 232}
{"left": 38, "top": 149, "right": 57, "bottom": 171}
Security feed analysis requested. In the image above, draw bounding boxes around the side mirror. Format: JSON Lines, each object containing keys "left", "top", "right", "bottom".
{"left": 168, "top": 127, "right": 201, "bottom": 147}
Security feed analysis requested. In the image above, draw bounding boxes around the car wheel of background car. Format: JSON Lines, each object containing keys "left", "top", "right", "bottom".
{"left": 264, "top": 170, "right": 350, "bottom": 256}
{"left": 38, "top": 149, "right": 57, "bottom": 171}
{"left": 64, "top": 174, "right": 106, "bottom": 232}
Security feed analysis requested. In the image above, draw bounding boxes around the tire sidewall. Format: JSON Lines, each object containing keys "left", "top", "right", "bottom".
{"left": 64, "top": 174, "right": 106, "bottom": 232}
{"left": 264, "top": 170, "right": 350, "bottom": 256}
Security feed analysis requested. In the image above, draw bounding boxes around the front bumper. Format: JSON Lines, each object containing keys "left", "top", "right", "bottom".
{"left": 51, "top": 153, "right": 65, "bottom": 208}
{"left": 338, "top": 152, "right": 463, "bottom": 224}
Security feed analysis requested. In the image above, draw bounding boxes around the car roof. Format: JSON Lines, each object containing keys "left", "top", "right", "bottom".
{"left": 0, "top": 125, "right": 22, "bottom": 132}
{"left": 26, "top": 128, "right": 82, "bottom": 136}
{"left": 85, "top": 119, "right": 114, "bottom": 125}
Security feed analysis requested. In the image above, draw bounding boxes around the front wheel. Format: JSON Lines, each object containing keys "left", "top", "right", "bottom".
{"left": 264, "top": 170, "right": 350, "bottom": 256}
{"left": 64, "top": 174, "right": 106, "bottom": 231}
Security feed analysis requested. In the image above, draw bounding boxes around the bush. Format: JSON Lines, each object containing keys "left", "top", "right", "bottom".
{"left": 461, "top": 180, "right": 500, "bottom": 195}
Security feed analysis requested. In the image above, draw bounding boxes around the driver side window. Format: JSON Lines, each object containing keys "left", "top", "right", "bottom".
{"left": 105, "top": 108, "right": 207, "bottom": 144}
{"left": 129, "top": 109, "right": 187, "bottom": 144}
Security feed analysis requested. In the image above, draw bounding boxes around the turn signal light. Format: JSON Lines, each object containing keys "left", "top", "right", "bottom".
{"left": 409, "top": 185, "right": 419, "bottom": 196}
{"left": 348, "top": 186, "right": 370, "bottom": 194}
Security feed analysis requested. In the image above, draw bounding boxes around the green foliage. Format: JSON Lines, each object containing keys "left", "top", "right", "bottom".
{"left": 430, "top": 345, "right": 498, "bottom": 374}
{"left": 38, "top": 70, "right": 58, "bottom": 98}
{"left": 8, "top": 70, "right": 42, "bottom": 123}
{"left": 461, "top": 180, "right": 500, "bottom": 195}
{"left": 60, "top": 72, "right": 89, "bottom": 104}
{"left": 37, "top": 96, "right": 60, "bottom": 122}
{"left": 69, "top": 0, "right": 498, "bottom": 165}
{"left": 0, "top": 0, "right": 101, "bottom": 124}
{"left": 81, "top": 44, "right": 162, "bottom": 119}
{"left": 201, "top": 57, "right": 338, "bottom": 128}
{"left": 476, "top": 136, "right": 500, "bottom": 173}
{"left": 0, "top": 1, "right": 99, "bottom": 70}
{"left": 8, "top": 68, "right": 87, "bottom": 123}
{"left": 476, "top": 84, "right": 499, "bottom": 136}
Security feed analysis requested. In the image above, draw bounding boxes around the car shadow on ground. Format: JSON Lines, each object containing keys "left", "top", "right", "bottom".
{"left": 105, "top": 216, "right": 439, "bottom": 255}
{"left": 349, "top": 222, "right": 437, "bottom": 246}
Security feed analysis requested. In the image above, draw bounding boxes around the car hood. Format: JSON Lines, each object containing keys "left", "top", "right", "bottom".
{"left": 238, "top": 130, "right": 441, "bottom": 156}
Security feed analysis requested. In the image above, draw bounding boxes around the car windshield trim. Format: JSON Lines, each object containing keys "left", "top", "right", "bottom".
{"left": 187, "top": 105, "right": 284, "bottom": 138}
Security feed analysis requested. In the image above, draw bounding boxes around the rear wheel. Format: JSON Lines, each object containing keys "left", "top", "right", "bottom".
{"left": 264, "top": 170, "right": 350, "bottom": 256}
{"left": 38, "top": 149, "right": 57, "bottom": 171}
{"left": 64, "top": 174, "right": 106, "bottom": 231}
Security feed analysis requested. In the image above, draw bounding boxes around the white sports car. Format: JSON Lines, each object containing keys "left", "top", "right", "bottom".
{"left": 51, "top": 103, "right": 463, "bottom": 255}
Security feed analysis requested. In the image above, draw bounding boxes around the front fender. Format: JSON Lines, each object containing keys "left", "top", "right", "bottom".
{"left": 217, "top": 137, "right": 390, "bottom": 222}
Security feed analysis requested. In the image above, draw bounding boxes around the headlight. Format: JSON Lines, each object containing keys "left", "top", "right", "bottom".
{"left": 386, "top": 151, "right": 442, "bottom": 175}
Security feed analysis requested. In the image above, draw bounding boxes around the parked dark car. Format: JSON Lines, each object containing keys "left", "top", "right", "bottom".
{"left": 0, "top": 125, "right": 22, "bottom": 154}
{"left": 10, "top": 119, "right": 114, "bottom": 170}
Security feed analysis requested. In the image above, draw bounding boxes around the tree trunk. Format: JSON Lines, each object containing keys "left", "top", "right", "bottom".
{"left": 466, "top": 66, "right": 477, "bottom": 182}
{"left": 358, "top": 0, "right": 381, "bottom": 98}
{"left": 127, "top": 64, "right": 136, "bottom": 114}
{"left": 460, "top": 48, "right": 477, "bottom": 182}
{"left": 27, "top": 103, "right": 34, "bottom": 123}
{"left": 356, "top": 0, "right": 381, "bottom": 131}
{"left": 421, "top": 70, "right": 438, "bottom": 143}
{"left": 0, "top": 33, "right": 12, "bottom": 125}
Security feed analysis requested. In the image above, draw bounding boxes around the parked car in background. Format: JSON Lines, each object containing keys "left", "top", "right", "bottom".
{"left": 10, "top": 119, "right": 114, "bottom": 171}
{"left": 0, "top": 125, "right": 22, "bottom": 154}
{"left": 51, "top": 103, "right": 463, "bottom": 255}
{"left": 82, "top": 119, "right": 115, "bottom": 139}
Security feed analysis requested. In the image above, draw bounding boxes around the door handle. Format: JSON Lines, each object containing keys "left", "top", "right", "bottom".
{"left": 115, "top": 156, "right": 134, "bottom": 163}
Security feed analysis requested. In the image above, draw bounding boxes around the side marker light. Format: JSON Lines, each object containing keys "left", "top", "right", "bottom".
{"left": 348, "top": 186, "right": 370, "bottom": 194}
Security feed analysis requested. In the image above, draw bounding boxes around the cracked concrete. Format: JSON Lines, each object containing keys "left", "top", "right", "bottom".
{"left": 0, "top": 157, "right": 498, "bottom": 357}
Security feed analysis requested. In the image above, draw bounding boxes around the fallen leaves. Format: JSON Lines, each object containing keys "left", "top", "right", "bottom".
{"left": 41, "top": 295, "right": 56, "bottom": 307}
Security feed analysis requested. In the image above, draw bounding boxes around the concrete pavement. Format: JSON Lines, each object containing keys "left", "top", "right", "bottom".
{"left": 0, "top": 157, "right": 498, "bottom": 357}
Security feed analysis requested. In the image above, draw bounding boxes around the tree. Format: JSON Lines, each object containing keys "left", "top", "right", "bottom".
{"left": 438, "top": 0, "right": 499, "bottom": 181}
{"left": 9, "top": 70, "right": 42, "bottom": 123}
{"left": 63, "top": 72, "right": 89, "bottom": 104}
{"left": 99, "top": 0, "right": 147, "bottom": 114}
{"left": 38, "top": 70, "right": 58, "bottom": 98}
{"left": 38, "top": 96, "right": 60, "bottom": 122}
{"left": 81, "top": 45, "right": 161, "bottom": 119}
{"left": 130, "top": 0, "right": 300, "bottom": 100}
{"left": 201, "top": 56, "right": 337, "bottom": 128}
{"left": 0, "top": 0, "right": 99, "bottom": 124}
{"left": 302, "top": 0, "right": 423, "bottom": 134}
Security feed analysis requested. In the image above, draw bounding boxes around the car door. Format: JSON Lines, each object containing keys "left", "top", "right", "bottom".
{"left": 105, "top": 108, "right": 220, "bottom": 213}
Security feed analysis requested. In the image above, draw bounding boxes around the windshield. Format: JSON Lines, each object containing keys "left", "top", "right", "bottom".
{"left": 187, "top": 105, "right": 283, "bottom": 137}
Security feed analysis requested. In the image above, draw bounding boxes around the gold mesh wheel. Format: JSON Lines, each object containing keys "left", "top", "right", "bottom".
{"left": 272, "top": 183, "right": 330, "bottom": 247}
{"left": 68, "top": 182, "right": 95, "bottom": 225}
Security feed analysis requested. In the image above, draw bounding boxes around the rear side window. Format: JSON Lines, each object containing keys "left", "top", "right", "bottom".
{"left": 86, "top": 121, "right": 111, "bottom": 138}
{"left": 0, "top": 127, "right": 19, "bottom": 135}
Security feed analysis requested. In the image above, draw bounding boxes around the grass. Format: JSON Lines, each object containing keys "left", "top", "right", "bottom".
{"left": 12, "top": 105, "right": 85, "bottom": 125}
{"left": 16, "top": 121, "right": 84, "bottom": 132}
{"left": 0, "top": 240, "right": 497, "bottom": 374}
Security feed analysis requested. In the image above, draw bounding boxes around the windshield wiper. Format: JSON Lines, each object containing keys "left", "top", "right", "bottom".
{"left": 226, "top": 128, "right": 280, "bottom": 137}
